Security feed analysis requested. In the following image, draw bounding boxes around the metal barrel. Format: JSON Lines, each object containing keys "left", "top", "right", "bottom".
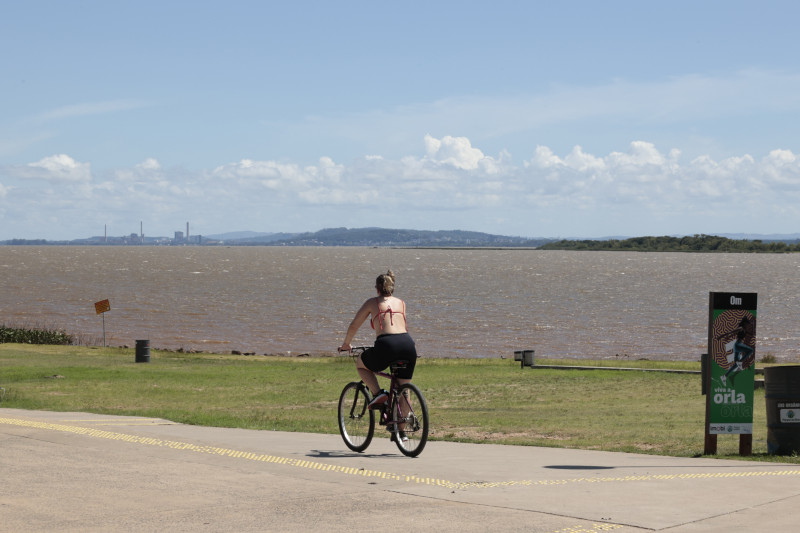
{"left": 135, "top": 339, "right": 150, "bottom": 363}
{"left": 764, "top": 365, "right": 800, "bottom": 454}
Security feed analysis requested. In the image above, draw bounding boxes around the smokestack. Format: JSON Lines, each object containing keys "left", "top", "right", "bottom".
{"left": 187, "top": 222, "right": 189, "bottom": 240}
{"left": 140, "top": 221, "right": 144, "bottom": 244}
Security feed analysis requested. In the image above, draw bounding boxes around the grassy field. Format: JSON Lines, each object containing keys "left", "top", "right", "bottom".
{"left": 1, "top": 343, "right": 796, "bottom": 463}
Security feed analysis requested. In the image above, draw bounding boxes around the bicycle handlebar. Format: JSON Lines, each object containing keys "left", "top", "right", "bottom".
{"left": 338, "top": 346, "right": 368, "bottom": 357}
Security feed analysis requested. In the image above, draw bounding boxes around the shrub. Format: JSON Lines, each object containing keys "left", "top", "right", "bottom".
{"left": 0, "top": 324, "right": 74, "bottom": 345}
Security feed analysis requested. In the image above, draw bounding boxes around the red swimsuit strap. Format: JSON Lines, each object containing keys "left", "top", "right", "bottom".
{"left": 370, "top": 298, "right": 405, "bottom": 330}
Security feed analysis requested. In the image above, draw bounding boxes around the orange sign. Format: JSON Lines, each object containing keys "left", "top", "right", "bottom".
{"left": 94, "top": 299, "right": 111, "bottom": 314}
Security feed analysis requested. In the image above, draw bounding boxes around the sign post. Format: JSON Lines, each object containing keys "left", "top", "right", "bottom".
{"left": 704, "top": 292, "right": 757, "bottom": 456}
{"left": 94, "top": 299, "right": 111, "bottom": 347}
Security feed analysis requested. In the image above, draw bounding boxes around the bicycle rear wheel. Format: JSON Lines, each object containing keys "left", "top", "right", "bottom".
{"left": 391, "top": 383, "right": 429, "bottom": 457}
{"left": 338, "top": 381, "right": 375, "bottom": 452}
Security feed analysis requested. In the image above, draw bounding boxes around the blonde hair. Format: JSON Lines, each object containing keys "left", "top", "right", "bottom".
{"left": 375, "top": 269, "right": 396, "bottom": 296}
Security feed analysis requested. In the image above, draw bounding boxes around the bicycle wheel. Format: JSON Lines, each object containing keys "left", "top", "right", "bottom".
{"left": 391, "top": 383, "right": 429, "bottom": 457}
{"left": 338, "top": 381, "right": 375, "bottom": 452}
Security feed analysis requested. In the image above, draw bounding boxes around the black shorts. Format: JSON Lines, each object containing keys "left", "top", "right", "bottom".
{"left": 362, "top": 333, "right": 417, "bottom": 379}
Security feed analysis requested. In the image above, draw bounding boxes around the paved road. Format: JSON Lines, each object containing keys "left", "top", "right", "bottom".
{"left": 2, "top": 408, "right": 800, "bottom": 532}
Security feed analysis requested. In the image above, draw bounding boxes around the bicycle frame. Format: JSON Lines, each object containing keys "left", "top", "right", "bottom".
{"left": 373, "top": 367, "right": 409, "bottom": 432}
{"left": 348, "top": 347, "right": 414, "bottom": 432}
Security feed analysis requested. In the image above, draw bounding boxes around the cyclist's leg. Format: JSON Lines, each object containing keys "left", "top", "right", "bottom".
{"left": 391, "top": 334, "right": 417, "bottom": 431}
{"left": 356, "top": 353, "right": 381, "bottom": 395}
{"left": 396, "top": 377, "right": 412, "bottom": 431}
{"left": 359, "top": 338, "right": 395, "bottom": 396}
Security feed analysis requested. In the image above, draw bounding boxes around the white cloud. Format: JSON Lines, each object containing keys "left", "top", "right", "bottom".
{"left": 528, "top": 146, "right": 563, "bottom": 168}
{"left": 4, "top": 136, "right": 800, "bottom": 240}
{"left": 518, "top": 141, "right": 800, "bottom": 217}
{"left": 33, "top": 99, "right": 151, "bottom": 122}
{"left": 423, "top": 134, "right": 486, "bottom": 170}
{"left": 757, "top": 150, "right": 800, "bottom": 189}
{"left": 11, "top": 154, "right": 92, "bottom": 182}
{"left": 137, "top": 158, "right": 161, "bottom": 171}
{"left": 607, "top": 141, "right": 667, "bottom": 168}
{"left": 212, "top": 159, "right": 311, "bottom": 191}
{"left": 563, "top": 146, "right": 605, "bottom": 172}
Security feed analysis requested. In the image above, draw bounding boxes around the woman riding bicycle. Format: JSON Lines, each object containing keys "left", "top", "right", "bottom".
{"left": 340, "top": 269, "right": 417, "bottom": 409}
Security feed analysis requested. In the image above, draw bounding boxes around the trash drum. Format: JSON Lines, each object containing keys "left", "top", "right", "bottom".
{"left": 514, "top": 351, "right": 523, "bottom": 362}
{"left": 764, "top": 365, "right": 800, "bottom": 454}
{"left": 135, "top": 339, "right": 150, "bottom": 363}
{"left": 522, "top": 350, "right": 535, "bottom": 367}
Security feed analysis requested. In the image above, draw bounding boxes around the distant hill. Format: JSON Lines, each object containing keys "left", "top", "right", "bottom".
{"left": 206, "top": 231, "right": 299, "bottom": 243}
{"left": 205, "top": 231, "right": 277, "bottom": 240}
{"left": 223, "top": 227, "right": 548, "bottom": 247}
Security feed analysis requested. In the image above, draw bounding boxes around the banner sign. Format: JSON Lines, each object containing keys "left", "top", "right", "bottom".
{"left": 94, "top": 299, "right": 111, "bottom": 315}
{"left": 707, "top": 292, "right": 757, "bottom": 435}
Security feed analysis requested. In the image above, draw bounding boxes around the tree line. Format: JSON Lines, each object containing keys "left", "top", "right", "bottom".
{"left": 538, "top": 234, "right": 800, "bottom": 252}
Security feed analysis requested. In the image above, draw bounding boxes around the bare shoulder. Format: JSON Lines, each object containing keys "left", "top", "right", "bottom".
{"left": 357, "top": 297, "right": 378, "bottom": 314}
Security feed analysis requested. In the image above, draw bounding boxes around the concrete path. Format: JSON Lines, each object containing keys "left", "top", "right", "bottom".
{"left": 2, "top": 408, "right": 799, "bottom": 532}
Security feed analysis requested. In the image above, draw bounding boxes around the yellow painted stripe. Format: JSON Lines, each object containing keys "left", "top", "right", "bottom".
{"left": 3, "top": 416, "right": 800, "bottom": 491}
{"left": 553, "top": 525, "right": 623, "bottom": 532}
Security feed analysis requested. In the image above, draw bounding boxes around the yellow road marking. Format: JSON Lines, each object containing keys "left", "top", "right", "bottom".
{"left": 61, "top": 418, "right": 174, "bottom": 423}
{"left": 3, "top": 416, "right": 800, "bottom": 490}
{"left": 554, "top": 525, "right": 622, "bottom": 532}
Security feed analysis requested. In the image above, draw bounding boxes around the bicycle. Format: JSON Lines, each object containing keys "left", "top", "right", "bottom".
{"left": 337, "top": 346, "right": 429, "bottom": 457}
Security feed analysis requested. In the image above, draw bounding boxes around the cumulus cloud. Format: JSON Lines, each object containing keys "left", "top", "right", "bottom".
{"left": 520, "top": 140, "right": 800, "bottom": 218}
{"left": 137, "top": 158, "right": 161, "bottom": 171}
{"left": 211, "top": 159, "right": 308, "bottom": 190}
{"left": 3, "top": 136, "right": 800, "bottom": 239}
{"left": 10, "top": 154, "right": 92, "bottom": 182}
{"left": 424, "top": 134, "right": 486, "bottom": 170}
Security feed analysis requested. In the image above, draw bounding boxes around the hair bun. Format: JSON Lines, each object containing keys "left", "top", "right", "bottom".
{"left": 376, "top": 270, "right": 396, "bottom": 296}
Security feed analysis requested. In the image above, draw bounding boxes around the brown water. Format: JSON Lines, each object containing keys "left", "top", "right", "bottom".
{"left": 2, "top": 246, "right": 799, "bottom": 361}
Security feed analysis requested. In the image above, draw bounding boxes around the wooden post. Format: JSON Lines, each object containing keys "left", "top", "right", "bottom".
{"left": 703, "top": 350, "right": 717, "bottom": 455}
{"left": 704, "top": 433, "right": 717, "bottom": 455}
{"left": 739, "top": 434, "right": 752, "bottom": 456}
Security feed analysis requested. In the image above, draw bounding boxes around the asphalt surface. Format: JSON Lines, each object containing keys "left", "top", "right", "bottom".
{"left": 2, "top": 407, "right": 800, "bottom": 532}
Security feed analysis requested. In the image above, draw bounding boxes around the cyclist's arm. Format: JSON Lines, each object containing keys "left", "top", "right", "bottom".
{"left": 340, "top": 299, "right": 373, "bottom": 351}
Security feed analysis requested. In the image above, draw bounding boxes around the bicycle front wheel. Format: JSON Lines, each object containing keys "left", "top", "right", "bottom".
{"left": 338, "top": 381, "right": 375, "bottom": 452}
{"left": 391, "top": 383, "right": 429, "bottom": 457}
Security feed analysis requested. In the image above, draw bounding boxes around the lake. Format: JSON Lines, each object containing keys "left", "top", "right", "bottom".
{"left": 1, "top": 246, "right": 799, "bottom": 362}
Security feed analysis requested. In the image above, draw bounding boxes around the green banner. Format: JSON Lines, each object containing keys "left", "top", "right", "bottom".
{"left": 707, "top": 293, "right": 757, "bottom": 434}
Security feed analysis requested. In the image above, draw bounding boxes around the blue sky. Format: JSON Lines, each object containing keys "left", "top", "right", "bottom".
{"left": 2, "top": 1, "right": 800, "bottom": 240}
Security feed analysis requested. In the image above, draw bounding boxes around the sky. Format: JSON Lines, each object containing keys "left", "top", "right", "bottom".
{"left": 2, "top": 1, "right": 800, "bottom": 240}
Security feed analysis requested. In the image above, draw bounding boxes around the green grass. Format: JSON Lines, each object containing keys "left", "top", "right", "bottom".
{"left": 0, "top": 344, "right": 795, "bottom": 463}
